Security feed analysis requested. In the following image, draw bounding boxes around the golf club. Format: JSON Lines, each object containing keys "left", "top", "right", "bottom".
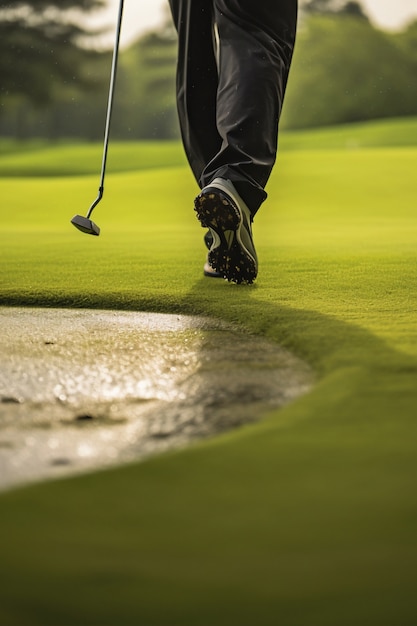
{"left": 71, "top": 0, "right": 124, "bottom": 236}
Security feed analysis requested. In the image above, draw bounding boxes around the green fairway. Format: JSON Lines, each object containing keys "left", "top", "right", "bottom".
{"left": 0, "top": 119, "right": 416, "bottom": 625}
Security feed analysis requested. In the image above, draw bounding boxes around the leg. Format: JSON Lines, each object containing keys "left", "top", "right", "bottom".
{"left": 202, "top": 0, "right": 297, "bottom": 215}
{"left": 168, "top": 0, "right": 221, "bottom": 184}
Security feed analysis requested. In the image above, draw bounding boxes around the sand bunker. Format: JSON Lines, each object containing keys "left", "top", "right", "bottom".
{"left": 0, "top": 308, "right": 314, "bottom": 491}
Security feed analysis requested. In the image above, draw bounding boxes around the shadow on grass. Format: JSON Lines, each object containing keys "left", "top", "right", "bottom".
{"left": 2, "top": 275, "right": 416, "bottom": 378}
{"left": 3, "top": 274, "right": 417, "bottom": 443}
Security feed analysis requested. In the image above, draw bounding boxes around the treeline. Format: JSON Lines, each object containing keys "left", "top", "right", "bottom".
{"left": 281, "top": 13, "right": 417, "bottom": 128}
{"left": 1, "top": 5, "right": 416, "bottom": 140}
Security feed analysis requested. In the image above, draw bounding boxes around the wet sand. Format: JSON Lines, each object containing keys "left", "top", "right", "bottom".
{"left": 0, "top": 308, "right": 314, "bottom": 491}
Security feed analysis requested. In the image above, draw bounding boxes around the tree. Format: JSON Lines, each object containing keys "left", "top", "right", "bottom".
{"left": 340, "top": 1, "right": 368, "bottom": 20}
{"left": 301, "top": 0, "right": 368, "bottom": 21}
{"left": 2, "top": 5, "right": 416, "bottom": 139}
{"left": 112, "top": 25, "right": 178, "bottom": 140}
{"left": 391, "top": 19, "right": 417, "bottom": 62}
{"left": 0, "top": 0, "right": 106, "bottom": 106}
{"left": 281, "top": 13, "right": 417, "bottom": 129}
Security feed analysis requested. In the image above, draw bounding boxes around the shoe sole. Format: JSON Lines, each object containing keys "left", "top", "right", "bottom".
{"left": 203, "top": 262, "right": 223, "bottom": 278}
{"left": 194, "top": 188, "right": 257, "bottom": 284}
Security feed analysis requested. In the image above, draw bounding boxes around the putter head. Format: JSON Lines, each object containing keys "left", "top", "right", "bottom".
{"left": 71, "top": 215, "right": 100, "bottom": 236}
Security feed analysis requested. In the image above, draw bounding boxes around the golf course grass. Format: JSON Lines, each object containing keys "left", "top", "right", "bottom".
{"left": 0, "top": 116, "right": 416, "bottom": 625}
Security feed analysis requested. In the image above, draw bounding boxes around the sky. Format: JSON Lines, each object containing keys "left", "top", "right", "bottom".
{"left": 93, "top": 0, "right": 417, "bottom": 47}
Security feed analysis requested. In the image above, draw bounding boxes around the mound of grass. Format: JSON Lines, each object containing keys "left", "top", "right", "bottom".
{"left": 1, "top": 116, "right": 416, "bottom": 177}
{"left": 279, "top": 115, "right": 417, "bottom": 151}
{"left": 0, "top": 119, "right": 416, "bottom": 625}
{"left": 0, "top": 140, "right": 187, "bottom": 177}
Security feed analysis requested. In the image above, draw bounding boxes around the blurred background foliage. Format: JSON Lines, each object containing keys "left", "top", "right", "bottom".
{"left": 0, "top": 0, "right": 416, "bottom": 140}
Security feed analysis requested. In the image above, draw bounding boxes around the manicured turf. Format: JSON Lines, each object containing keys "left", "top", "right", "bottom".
{"left": 0, "top": 119, "right": 416, "bottom": 625}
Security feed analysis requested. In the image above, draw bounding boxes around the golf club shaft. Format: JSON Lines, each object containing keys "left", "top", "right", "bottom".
{"left": 87, "top": 0, "right": 124, "bottom": 219}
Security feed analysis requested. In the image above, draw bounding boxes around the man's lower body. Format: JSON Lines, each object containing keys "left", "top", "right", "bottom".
{"left": 168, "top": 0, "right": 298, "bottom": 283}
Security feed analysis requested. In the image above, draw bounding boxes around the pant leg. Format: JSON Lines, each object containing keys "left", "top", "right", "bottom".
{"left": 168, "top": 0, "right": 221, "bottom": 184}
{"left": 202, "top": 0, "right": 298, "bottom": 215}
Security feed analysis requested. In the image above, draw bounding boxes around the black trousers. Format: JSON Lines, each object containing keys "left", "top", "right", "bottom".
{"left": 168, "top": 0, "right": 297, "bottom": 216}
